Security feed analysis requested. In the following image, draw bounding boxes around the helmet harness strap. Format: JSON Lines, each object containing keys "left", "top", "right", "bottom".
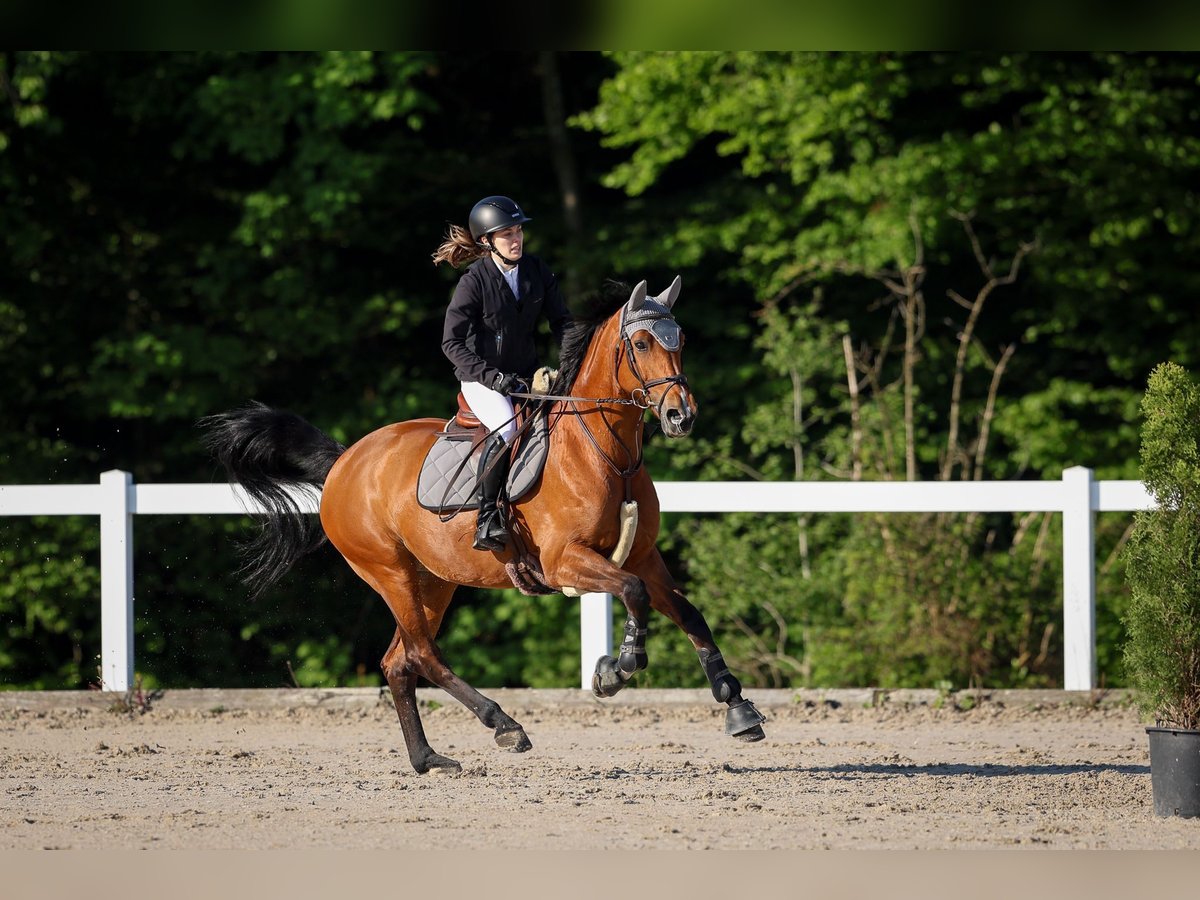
{"left": 482, "top": 233, "right": 521, "bottom": 267}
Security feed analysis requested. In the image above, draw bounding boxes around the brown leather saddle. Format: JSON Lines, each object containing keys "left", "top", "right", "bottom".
{"left": 429, "top": 393, "right": 491, "bottom": 444}
{"left": 443, "top": 391, "right": 531, "bottom": 438}
{"left": 451, "top": 392, "right": 483, "bottom": 431}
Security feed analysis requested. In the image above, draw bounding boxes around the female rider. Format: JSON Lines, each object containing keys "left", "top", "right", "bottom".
{"left": 434, "top": 195, "right": 573, "bottom": 552}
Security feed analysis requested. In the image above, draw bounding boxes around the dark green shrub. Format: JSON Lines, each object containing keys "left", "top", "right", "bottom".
{"left": 1123, "top": 362, "right": 1200, "bottom": 729}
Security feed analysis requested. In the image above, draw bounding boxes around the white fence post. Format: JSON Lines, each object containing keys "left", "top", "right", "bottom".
{"left": 1061, "top": 465, "right": 1096, "bottom": 691}
{"left": 99, "top": 469, "right": 134, "bottom": 692}
{"left": 580, "top": 592, "right": 613, "bottom": 690}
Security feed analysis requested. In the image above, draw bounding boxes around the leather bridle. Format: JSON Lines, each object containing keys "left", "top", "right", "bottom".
{"left": 615, "top": 329, "right": 689, "bottom": 419}
{"left": 501, "top": 313, "right": 690, "bottom": 500}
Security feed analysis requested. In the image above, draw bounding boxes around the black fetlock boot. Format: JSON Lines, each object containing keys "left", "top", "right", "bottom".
{"left": 473, "top": 432, "right": 512, "bottom": 551}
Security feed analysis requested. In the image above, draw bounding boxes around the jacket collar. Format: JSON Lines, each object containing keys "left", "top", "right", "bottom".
{"left": 476, "top": 254, "right": 529, "bottom": 301}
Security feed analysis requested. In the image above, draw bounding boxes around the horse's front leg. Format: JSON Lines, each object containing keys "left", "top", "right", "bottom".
{"left": 625, "top": 546, "right": 766, "bottom": 743}
{"left": 593, "top": 609, "right": 649, "bottom": 699}
{"left": 548, "top": 544, "right": 651, "bottom": 698}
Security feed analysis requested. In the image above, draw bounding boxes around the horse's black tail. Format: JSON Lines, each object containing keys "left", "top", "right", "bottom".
{"left": 198, "top": 401, "right": 347, "bottom": 599}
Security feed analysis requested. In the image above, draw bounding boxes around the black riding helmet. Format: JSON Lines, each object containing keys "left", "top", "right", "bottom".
{"left": 469, "top": 196, "right": 532, "bottom": 243}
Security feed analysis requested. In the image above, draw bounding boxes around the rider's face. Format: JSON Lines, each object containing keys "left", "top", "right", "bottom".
{"left": 490, "top": 224, "right": 523, "bottom": 263}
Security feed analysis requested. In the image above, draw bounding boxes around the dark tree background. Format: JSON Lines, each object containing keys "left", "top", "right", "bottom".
{"left": 3, "top": 52, "right": 1199, "bottom": 690}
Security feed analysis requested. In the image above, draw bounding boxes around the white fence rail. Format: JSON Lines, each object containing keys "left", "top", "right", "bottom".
{"left": 0, "top": 467, "right": 1153, "bottom": 693}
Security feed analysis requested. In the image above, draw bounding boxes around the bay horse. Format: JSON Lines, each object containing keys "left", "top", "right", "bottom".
{"left": 201, "top": 278, "right": 765, "bottom": 773}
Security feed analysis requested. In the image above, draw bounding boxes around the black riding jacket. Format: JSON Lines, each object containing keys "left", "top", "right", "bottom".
{"left": 441, "top": 254, "right": 572, "bottom": 388}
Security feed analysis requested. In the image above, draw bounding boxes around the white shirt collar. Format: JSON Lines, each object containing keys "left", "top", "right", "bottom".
{"left": 492, "top": 257, "right": 520, "bottom": 299}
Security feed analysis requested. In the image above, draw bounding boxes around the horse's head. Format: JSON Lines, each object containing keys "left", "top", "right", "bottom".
{"left": 617, "top": 277, "right": 696, "bottom": 438}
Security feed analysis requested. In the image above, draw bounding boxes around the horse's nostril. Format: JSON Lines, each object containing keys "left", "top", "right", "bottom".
{"left": 663, "top": 407, "right": 694, "bottom": 435}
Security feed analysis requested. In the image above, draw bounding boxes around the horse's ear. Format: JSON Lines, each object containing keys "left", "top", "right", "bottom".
{"left": 659, "top": 275, "right": 682, "bottom": 310}
{"left": 626, "top": 280, "right": 648, "bottom": 312}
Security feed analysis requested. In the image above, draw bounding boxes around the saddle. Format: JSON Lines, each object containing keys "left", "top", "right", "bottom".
{"left": 451, "top": 392, "right": 483, "bottom": 430}
{"left": 415, "top": 391, "right": 550, "bottom": 513}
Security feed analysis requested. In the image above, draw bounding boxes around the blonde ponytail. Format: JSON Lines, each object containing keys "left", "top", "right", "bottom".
{"left": 432, "top": 223, "right": 488, "bottom": 268}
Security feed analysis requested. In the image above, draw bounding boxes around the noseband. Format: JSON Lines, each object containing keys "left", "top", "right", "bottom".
{"left": 616, "top": 340, "right": 688, "bottom": 415}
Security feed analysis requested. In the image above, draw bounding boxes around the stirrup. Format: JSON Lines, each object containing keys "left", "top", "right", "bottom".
{"left": 473, "top": 510, "right": 509, "bottom": 551}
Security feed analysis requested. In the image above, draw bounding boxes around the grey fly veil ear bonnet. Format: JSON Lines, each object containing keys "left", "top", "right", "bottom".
{"left": 620, "top": 276, "right": 682, "bottom": 351}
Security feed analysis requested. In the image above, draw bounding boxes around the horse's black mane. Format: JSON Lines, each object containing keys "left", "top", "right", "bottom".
{"left": 551, "top": 280, "right": 630, "bottom": 395}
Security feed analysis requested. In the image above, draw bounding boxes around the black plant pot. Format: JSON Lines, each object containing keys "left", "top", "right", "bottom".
{"left": 1146, "top": 726, "right": 1200, "bottom": 818}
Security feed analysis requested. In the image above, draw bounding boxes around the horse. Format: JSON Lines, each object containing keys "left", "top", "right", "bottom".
{"left": 200, "top": 277, "right": 765, "bottom": 774}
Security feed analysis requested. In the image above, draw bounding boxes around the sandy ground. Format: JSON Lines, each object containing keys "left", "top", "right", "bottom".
{"left": 1, "top": 687, "right": 1197, "bottom": 850}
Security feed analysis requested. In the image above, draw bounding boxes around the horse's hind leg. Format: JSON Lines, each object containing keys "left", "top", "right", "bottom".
{"left": 399, "top": 632, "right": 533, "bottom": 756}
{"left": 342, "top": 560, "right": 460, "bottom": 773}
{"left": 368, "top": 566, "right": 533, "bottom": 765}
{"left": 380, "top": 627, "right": 461, "bottom": 774}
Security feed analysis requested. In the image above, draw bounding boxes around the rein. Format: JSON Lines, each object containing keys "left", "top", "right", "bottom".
{"left": 445, "top": 307, "right": 691, "bottom": 514}
{"left": 522, "top": 329, "right": 689, "bottom": 501}
{"left": 504, "top": 389, "right": 644, "bottom": 491}
{"left": 506, "top": 326, "right": 688, "bottom": 413}
{"left": 506, "top": 390, "right": 647, "bottom": 408}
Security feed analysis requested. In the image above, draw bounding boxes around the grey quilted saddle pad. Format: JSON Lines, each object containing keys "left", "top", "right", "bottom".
{"left": 416, "top": 413, "right": 549, "bottom": 513}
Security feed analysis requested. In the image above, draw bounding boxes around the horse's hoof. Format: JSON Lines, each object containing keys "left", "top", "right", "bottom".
{"left": 733, "top": 724, "right": 766, "bottom": 743}
{"left": 592, "top": 655, "right": 627, "bottom": 699}
{"left": 725, "top": 698, "right": 767, "bottom": 739}
{"left": 495, "top": 726, "right": 532, "bottom": 753}
{"left": 415, "top": 753, "right": 462, "bottom": 774}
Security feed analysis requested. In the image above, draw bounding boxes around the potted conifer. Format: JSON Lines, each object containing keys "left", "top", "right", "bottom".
{"left": 1123, "top": 361, "right": 1200, "bottom": 818}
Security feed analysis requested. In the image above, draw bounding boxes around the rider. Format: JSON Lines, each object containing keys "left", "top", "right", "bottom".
{"left": 434, "top": 195, "right": 573, "bottom": 552}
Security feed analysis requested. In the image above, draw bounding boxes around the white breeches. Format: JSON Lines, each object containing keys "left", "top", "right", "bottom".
{"left": 461, "top": 380, "right": 517, "bottom": 441}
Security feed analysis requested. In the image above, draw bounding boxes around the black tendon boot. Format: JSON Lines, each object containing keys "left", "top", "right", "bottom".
{"left": 473, "top": 432, "right": 512, "bottom": 551}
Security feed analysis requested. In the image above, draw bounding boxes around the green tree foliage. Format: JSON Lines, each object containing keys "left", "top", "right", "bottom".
{"left": 578, "top": 51, "right": 1200, "bottom": 687}
{"left": 577, "top": 53, "right": 1200, "bottom": 461}
{"left": 1123, "top": 363, "right": 1200, "bottom": 728}
{"left": 0, "top": 51, "right": 621, "bottom": 690}
{"left": 1, "top": 51, "right": 489, "bottom": 688}
{"left": 3, "top": 52, "right": 1199, "bottom": 690}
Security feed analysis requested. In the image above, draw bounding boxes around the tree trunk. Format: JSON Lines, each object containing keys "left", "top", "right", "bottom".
{"left": 538, "top": 51, "right": 584, "bottom": 300}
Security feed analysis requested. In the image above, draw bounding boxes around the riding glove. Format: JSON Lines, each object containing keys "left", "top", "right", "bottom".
{"left": 492, "top": 372, "right": 524, "bottom": 396}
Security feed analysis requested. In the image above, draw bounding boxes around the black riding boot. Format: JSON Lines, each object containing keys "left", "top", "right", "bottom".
{"left": 473, "top": 432, "right": 512, "bottom": 551}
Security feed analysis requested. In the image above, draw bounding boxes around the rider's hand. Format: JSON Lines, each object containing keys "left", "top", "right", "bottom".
{"left": 492, "top": 372, "right": 524, "bottom": 396}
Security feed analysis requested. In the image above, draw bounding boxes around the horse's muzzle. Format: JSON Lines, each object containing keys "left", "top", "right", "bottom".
{"left": 662, "top": 404, "right": 696, "bottom": 438}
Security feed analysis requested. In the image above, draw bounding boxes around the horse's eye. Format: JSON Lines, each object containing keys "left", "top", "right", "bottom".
{"left": 634, "top": 340, "right": 648, "bottom": 352}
